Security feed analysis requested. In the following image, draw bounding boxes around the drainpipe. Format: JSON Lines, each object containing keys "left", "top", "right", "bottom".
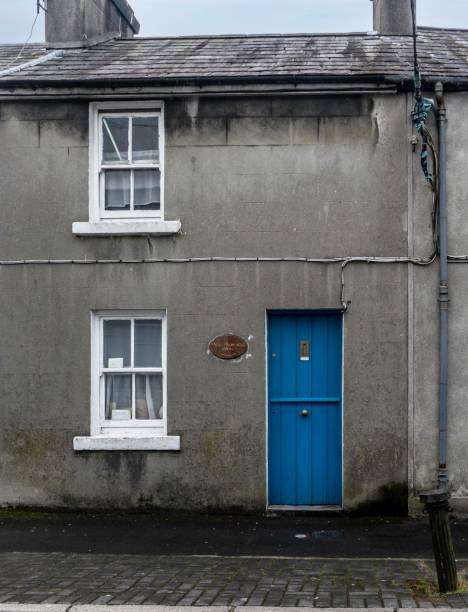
{"left": 419, "top": 82, "right": 457, "bottom": 594}
{"left": 435, "top": 81, "right": 449, "bottom": 491}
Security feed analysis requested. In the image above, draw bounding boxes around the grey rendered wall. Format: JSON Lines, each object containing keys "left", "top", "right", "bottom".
{"left": 410, "top": 92, "right": 468, "bottom": 515}
{"left": 0, "top": 94, "right": 410, "bottom": 511}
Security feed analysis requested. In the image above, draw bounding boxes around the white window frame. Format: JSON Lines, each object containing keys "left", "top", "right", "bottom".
{"left": 91, "top": 310, "right": 167, "bottom": 437}
{"left": 74, "top": 309, "right": 179, "bottom": 452}
{"left": 89, "top": 101, "right": 165, "bottom": 223}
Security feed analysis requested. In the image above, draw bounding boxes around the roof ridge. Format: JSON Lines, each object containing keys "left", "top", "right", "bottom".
{"left": 0, "top": 43, "right": 45, "bottom": 48}
{"left": 418, "top": 25, "right": 468, "bottom": 33}
{"left": 2, "top": 25, "right": 468, "bottom": 48}
{"left": 112, "top": 26, "right": 468, "bottom": 42}
{"left": 120, "top": 32, "right": 372, "bottom": 41}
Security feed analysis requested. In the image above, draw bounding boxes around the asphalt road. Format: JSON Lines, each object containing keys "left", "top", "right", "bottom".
{"left": 0, "top": 512, "right": 467, "bottom": 558}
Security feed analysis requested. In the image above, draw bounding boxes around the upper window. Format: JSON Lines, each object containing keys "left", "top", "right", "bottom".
{"left": 89, "top": 102, "right": 164, "bottom": 223}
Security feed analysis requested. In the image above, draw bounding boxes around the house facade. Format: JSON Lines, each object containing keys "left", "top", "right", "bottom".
{"left": 0, "top": 0, "right": 467, "bottom": 514}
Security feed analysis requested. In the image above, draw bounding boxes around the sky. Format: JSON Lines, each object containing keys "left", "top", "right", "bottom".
{"left": 0, "top": 0, "right": 467, "bottom": 44}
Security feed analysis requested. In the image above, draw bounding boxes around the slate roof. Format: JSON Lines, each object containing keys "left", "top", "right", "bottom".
{"left": 0, "top": 43, "right": 47, "bottom": 71}
{"left": 0, "top": 28, "right": 468, "bottom": 88}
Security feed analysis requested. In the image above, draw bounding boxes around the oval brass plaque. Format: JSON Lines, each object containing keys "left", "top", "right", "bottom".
{"left": 209, "top": 334, "right": 248, "bottom": 360}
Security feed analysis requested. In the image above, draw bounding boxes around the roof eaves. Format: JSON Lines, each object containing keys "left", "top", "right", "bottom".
{"left": 2, "top": 72, "right": 465, "bottom": 92}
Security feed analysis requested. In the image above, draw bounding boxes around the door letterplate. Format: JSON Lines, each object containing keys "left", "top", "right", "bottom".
{"left": 300, "top": 341, "right": 310, "bottom": 361}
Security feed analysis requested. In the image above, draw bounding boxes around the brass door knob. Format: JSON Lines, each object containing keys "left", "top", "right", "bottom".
{"left": 301, "top": 409, "right": 309, "bottom": 417}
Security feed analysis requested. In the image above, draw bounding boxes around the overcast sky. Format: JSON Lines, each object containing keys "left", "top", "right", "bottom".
{"left": 1, "top": 0, "right": 467, "bottom": 44}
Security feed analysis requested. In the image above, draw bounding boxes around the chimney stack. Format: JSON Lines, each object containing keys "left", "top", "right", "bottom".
{"left": 372, "top": 0, "right": 414, "bottom": 36}
{"left": 45, "top": 0, "right": 140, "bottom": 48}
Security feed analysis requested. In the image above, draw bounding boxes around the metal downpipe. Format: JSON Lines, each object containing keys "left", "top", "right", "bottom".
{"left": 435, "top": 81, "right": 449, "bottom": 490}
{"left": 419, "top": 81, "right": 457, "bottom": 598}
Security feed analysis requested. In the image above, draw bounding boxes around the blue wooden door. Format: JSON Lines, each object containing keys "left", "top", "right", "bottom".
{"left": 268, "top": 312, "right": 342, "bottom": 506}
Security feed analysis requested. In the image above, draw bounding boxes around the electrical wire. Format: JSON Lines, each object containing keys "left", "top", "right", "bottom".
{"left": 410, "top": 0, "right": 439, "bottom": 254}
{"left": 0, "top": 254, "right": 437, "bottom": 313}
{"left": 0, "top": 256, "right": 436, "bottom": 267}
{"left": 410, "top": 0, "right": 419, "bottom": 89}
{"left": 3, "top": 11, "right": 41, "bottom": 72}
{"left": 428, "top": 133, "right": 439, "bottom": 251}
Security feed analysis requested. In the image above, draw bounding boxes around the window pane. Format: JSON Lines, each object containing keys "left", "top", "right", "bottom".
{"left": 105, "top": 375, "right": 132, "bottom": 420}
{"left": 134, "top": 319, "right": 162, "bottom": 368}
{"left": 132, "top": 116, "right": 159, "bottom": 162}
{"left": 104, "top": 170, "right": 131, "bottom": 210}
{"left": 102, "top": 117, "right": 129, "bottom": 163}
{"left": 134, "top": 169, "right": 160, "bottom": 211}
{"left": 135, "top": 374, "right": 163, "bottom": 420}
{"left": 103, "top": 320, "right": 131, "bottom": 368}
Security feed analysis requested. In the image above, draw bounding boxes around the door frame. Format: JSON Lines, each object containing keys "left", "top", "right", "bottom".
{"left": 265, "top": 309, "right": 345, "bottom": 510}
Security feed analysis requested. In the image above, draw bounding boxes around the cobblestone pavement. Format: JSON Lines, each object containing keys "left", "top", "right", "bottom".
{"left": 0, "top": 553, "right": 467, "bottom": 608}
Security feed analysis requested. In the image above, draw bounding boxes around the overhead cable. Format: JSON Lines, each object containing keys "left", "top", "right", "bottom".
{"left": 0, "top": 253, "right": 437, "bottom": 313}
{"left": 3, "top": 11, "right": 41, "bottom": 72}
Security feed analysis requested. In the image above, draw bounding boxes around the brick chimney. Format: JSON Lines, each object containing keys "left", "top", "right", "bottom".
{"left": 372, "top": 0, "right": 414, "bottom": 36}
{"left": 45, "top": 0, "right": 140, "bottom": 48}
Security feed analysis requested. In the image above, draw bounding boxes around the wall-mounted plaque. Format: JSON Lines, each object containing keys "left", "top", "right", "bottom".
{"left": 209, "top": 334, "right": 248, "bottom": 360}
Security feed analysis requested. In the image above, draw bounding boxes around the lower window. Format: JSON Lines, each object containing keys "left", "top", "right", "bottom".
{"left": 92, "top": 311, "right": 166, "bottom": 436}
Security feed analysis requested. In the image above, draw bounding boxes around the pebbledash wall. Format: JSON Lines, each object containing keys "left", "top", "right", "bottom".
{"left": 0, "top": 90, "right": 461, "bottom": 514}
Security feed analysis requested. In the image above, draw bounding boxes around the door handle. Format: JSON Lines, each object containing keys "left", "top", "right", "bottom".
{"left": 301, "top": 409, "right": 309, "bottom": 417}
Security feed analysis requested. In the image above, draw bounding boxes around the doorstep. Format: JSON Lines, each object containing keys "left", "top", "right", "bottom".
{"left": 267, "top": 504, "right": 343, "bottom": 514}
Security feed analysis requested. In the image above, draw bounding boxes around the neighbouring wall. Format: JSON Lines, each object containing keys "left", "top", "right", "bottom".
{"left": 410, "top": 91, "right": 468, "bottom": 515}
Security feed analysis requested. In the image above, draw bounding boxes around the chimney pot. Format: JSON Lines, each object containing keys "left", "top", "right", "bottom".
{"left": 372, "top": 0, "right": 414, "bottom": 36}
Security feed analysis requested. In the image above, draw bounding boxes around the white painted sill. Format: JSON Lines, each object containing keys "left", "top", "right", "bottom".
{"left": 72, "top": 220, "right": 181, "bottom": 237}
{"left": 73, "top": 435, "right": 181, "bottom": 451}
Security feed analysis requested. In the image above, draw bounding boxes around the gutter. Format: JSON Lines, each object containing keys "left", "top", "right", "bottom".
{"left": 0, "top": 74, "right": 465, "bottom": 94}
{"left": 0, "top": 73, "right": 433, "bottom": 91}
{"left": 0, "top": 73, "right": 394, "bottom": 90}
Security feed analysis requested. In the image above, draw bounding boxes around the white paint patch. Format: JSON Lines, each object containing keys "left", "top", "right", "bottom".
{"left": 186, "top": 96, "right": 200, "bottom": 125}
{"left": 452, "top": 485, "right": 468, "bottom": 498}
{"left": 294, "top": 534, "right": 308, "bottom": 539}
